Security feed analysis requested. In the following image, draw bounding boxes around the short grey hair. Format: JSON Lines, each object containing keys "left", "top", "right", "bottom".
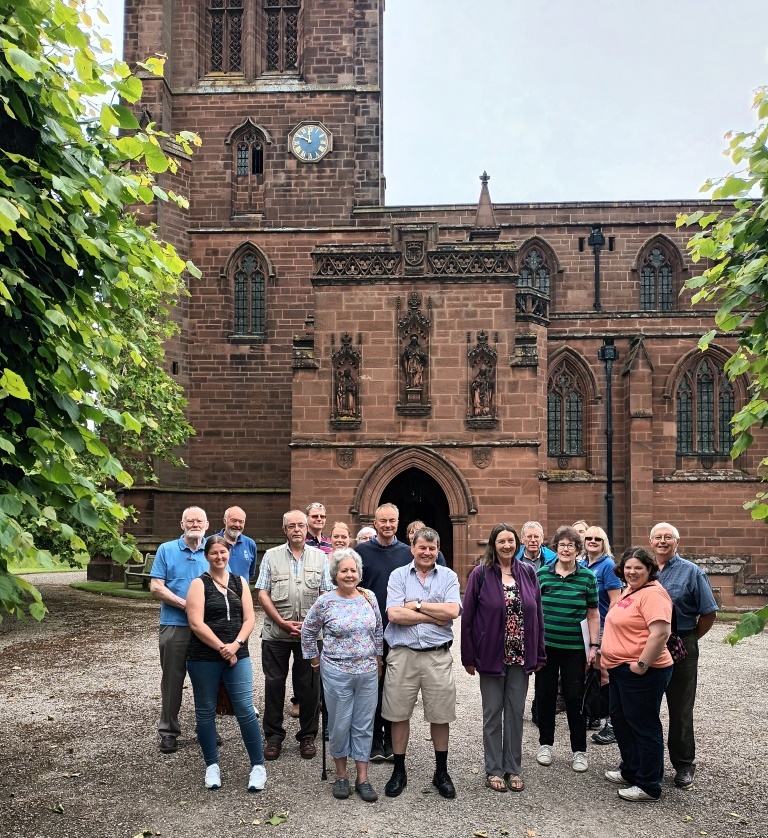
{"left": 306, "top": 502, "right": 326, "bottom": 514}
{"left": 412, "top": 526, "right": 440, "bottom": 548}
{"left": 329, "top": 548, "right": 363, "bottom": 585}
{"left": 282, "top": 509, "right": 308, "bottom": 528}
{"left": 650, "top": 522, "right": 680, "bottom": 541}
{"left": 355, "top": 526, "right": 376, "bottom": 543}
{"left": 521, "top": 520, "right": 544, "bottom": 536}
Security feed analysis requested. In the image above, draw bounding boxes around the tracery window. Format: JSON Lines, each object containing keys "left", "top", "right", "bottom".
{"left": 208, "top": 0, "right": 244, "bottom": 74}
{"left": 233, "top": 251, "right": 265, "bottom": 336}
{"left": 265, "top": 1, "right": 300, "bottom": 72}
{"left": 236, "top": 131, "right": 264, "bottom": 177}
{"left": 640, "top": 245, "right": 675, "bottom": 310}
{"left": 519, "top": 246, "right": 551, "bottom": 295}
{"left": 676, "top": 357, "right": 734, "bottom": 456}
{"left": 547, "top": 360, "right": 584, "bottom": 456}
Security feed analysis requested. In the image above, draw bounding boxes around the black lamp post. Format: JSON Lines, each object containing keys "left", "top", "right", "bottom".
{"left": 597, "top": 337, "right": 618, "bottom": 544}
{"left": 589, "top": 225, "right": 605, "bottom": 312}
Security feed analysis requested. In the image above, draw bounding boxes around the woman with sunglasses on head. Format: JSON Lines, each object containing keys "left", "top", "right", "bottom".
{"left": 600, "top": 546, "right": 673, "bottom": 802}
{"left": 580, "top": 526, "right": 622, "bottom": 743}
{"left": 461, "top": 523, "right": 546, "bottom": 793}
{"left": 535, "top": 525, "right": 600, "bottom": 774}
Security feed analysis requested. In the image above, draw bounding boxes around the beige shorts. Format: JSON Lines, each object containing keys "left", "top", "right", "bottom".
{"left": 382, "top": 645, "right": 457, "bottom": 724}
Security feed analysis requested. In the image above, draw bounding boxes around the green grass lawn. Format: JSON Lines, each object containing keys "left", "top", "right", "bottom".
{"left": 10, "top": 562, "right": 88, "bottom": 575}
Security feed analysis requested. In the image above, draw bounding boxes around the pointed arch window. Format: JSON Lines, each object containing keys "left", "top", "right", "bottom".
{"left": 265, "top": 1, "right": 301, "bottom": 72}
{"left": 519, "top": 246, "right": 551, "bottom": 295}
{"left": 208, "top": 0, "right": 244, "bottom": 74}
{"left": 548, "top": 360, "right": 585, "bottom": 456}
{"left": 236, "top": 131, "right": 264, "bottom": 177}
{"left": 640, "top": 245, "right": 675, "bottom": 310}
{"left": 233, "top": 251, "right": 265, "bottom": 336}
{"left": 676, "top": 357, "right": 734, "bottom": 456}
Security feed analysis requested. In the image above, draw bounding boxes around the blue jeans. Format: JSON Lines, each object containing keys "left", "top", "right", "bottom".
{"left": 186, "top": 657, "right": 264, "bottom": 767}
{"left": 609, "top": 663, "right": 673, "bottom": 799}
{"left": 321, "top": 661, "right": 378, "bottom": 762}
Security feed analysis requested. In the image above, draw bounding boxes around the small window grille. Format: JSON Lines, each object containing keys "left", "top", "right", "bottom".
{"left": 233, "top": 252, "right": 265, "bottom": 335}
{"left": 640, "top": 246, "right": 674, "bottom": 311}
{"left": 208, "top": 0, "right": 244, "bottom": 74}
{"left": 265, "top": 1, "right": 301, "bottom": 72}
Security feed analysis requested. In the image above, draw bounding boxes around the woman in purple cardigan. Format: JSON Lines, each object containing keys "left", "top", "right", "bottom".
{"left": 461, "top": 523, "right": 546, "bottom": 793}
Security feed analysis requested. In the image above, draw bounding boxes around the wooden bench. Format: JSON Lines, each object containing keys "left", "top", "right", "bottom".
{"left": 124, "top": 552, "right": 156, "bottom": 589}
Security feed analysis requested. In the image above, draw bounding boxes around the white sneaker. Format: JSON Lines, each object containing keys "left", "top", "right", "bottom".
{"left": 618, "top": 785, "right": 657, "bottom": 802}
{"left": 536, "top": 745, "right": 553, "bottom": 766}
{"left": 205, "top": 763, "right": 221, "bottom": 790}
{"left": 572, "top": 751, "right": 588, "bottom": 772}
{"left": 248, "top": 764, "right": 266, "bottom": 792}
{"left": 604, "top": 769, "right": 629, "bottom": 785}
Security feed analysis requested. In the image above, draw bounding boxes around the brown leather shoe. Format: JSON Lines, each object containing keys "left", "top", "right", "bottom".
{"left": 299, "top": 736, "right": 317, "bottom": 759}
{"left": 264, "top": 741, "right": 282, "bottom": 761}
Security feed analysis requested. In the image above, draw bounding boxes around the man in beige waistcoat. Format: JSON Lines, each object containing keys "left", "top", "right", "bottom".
{"left": 256, "top": 509, "right": 331, "bottom": 760}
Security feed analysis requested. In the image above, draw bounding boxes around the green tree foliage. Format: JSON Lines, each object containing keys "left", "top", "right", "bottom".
{"left": 0, "top": 0, "right": 200, "bottom": 620}
{"left": 679, "top": 85, "right": 768, "bottom": 642}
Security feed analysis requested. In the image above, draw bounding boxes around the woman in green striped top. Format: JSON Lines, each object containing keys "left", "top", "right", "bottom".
{"left": 534, "top": 525, "right": 600, "bottom": 774}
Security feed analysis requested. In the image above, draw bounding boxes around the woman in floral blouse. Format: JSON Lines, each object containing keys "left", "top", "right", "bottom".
{"left": 461, "top": 524, "right": 546, "bottom": 793}
{"left": 302, "top": 548, "right": 383, "bottom": 802}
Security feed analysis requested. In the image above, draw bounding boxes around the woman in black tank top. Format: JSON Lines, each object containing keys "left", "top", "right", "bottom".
{"left": 186, "top": 535, "right": 265, "bottom": 791}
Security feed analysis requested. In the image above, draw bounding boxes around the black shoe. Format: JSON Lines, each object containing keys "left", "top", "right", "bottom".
{"left": 384, "top": 769, "right": 407, "bottom": 797}
{"left": 432, "top": 770, "right": 456, "bottom": 799}
{"left": 332, "top": 777, "right": 350, "bottom": 799}
{"left": 159, "top": 735, "right": 178, "bottom": 754}
{"left": 587, "top": 716, "right": 602, "bottom": 730}
{"left": 370, "top": 735, "right": 385, "bottom": 762}
{"left": 592, "top": 722, "right": 616, "bottom": 745}
{"left": 383, "top": 738, "right": 394, "bottom": 761}
{"left": 674, "top": 767, "right": 695, "bottom": 789}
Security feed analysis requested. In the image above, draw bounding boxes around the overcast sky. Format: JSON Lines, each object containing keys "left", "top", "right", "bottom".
{"left": 99, "top": 0, "right": 768, "bottom": 206}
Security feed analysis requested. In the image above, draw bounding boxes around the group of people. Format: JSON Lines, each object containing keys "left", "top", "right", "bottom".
{"left": 148, "top": 503, "right": 718, "bottom": 805}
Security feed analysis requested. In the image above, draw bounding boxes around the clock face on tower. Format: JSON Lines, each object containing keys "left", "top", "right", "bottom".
{"left": 289, "top": 122, "right": 332, "bottom": 162}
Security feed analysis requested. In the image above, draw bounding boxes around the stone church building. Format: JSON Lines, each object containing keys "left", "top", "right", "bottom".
{"left": 123, "top": 0, "right": 767, "bottom": 607}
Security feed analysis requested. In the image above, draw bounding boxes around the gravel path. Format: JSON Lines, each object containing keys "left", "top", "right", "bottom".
{"left": 0, "top": 582, "right": 765, "bottom": 838}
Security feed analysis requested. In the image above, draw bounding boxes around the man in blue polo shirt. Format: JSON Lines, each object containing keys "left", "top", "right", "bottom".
{"left": 651, "top": 522, "right": 718, "bottom": 791}
{"left": 218, "top": 506, "right": 257, "bottom": 581}
{"left": 150, "top": 506, "right": 210, "bottom": 754}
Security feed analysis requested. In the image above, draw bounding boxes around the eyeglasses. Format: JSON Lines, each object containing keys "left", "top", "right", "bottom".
{"left": 286, "top": 523, "right": 307, "bottom": 530}
{"left": 183, "top": 519, "right": 206, "bottom": 526}
{"left": 585, "top": 537, "right": 603, "bottom": 543}
{"left": 557, "top": 542, "right": 576, "bottom": 550}
{"left": 652, "top": 535, "right": 676, "bottom": 542}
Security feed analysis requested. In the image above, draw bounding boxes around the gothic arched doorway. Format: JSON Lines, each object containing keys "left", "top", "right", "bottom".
{"left": 380, "top": 467, "right": 453, "bottom": 567}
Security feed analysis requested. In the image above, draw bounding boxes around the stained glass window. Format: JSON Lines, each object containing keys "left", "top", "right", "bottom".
{"left": 519, "top": 246, "right": 551, "bottom": 295}
{"left": 676, "top": 357, "right": 734, "bottom": 455}
{"left": 547, "top": 361, "right": 584, "bottom": 456}
{"left": 640, "top": 246, "right": 674, "bottom": 311}
{"left": 233, "top": 252, "right": 265, "bottom": 335}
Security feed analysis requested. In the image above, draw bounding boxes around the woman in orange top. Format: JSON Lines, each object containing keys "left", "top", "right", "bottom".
{"left": 600, "top": 547, "right": 673, "bottom": 802}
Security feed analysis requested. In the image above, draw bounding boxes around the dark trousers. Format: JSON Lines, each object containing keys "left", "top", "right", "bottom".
{"left": 535, "top": 645, "right": 587, "bottom": 753}
{"left": 665, "top": 631, "right": 699, "bottom": 769}
{"left": 610, "top": 663, "right": 673, "bottom": 798}
{"left": 262, "top": 640, "right": 320, "bottom": 743}
{"left": 373, "top": 639, "right": 392, "bottom": 742}
{"left": 158, "top": 625, "right": 191, "bottom": 739}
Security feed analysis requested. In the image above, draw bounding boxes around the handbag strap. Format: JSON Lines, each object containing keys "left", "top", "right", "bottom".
{"left": 203, "top": 571, "right": 241, "bottom": 600}
{"left": 358, "top": 587, "right": 376, "bottom": 612}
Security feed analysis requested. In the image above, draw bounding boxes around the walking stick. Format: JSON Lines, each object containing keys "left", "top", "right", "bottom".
{"left": 321, "top": 694, "right": 327, "bottom": 781}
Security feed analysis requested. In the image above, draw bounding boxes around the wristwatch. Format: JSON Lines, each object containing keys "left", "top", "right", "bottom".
{"left": 237, "top": 638, "right": 245, "bottom": 647}
{"left": 415, "top": 599, "right": 422, "bottom": 612}
{"left": 637, "top": 660, "right": 647, "bottom": 671}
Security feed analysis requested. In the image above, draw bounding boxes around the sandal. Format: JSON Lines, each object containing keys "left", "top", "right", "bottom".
{"left": 505, "top": 773, "right": 524, "bottom": 792}
{"left": 485, "top": 774, "right": 507, "bottom": 792}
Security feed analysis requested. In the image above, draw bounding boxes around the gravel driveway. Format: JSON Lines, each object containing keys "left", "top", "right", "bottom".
{"left": 0, "top": 578, "right": 765, "bottom": 838}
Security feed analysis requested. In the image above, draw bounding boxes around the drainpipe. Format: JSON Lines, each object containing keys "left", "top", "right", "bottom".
{"left": 589, "top": 225, "right": 605, "bottom": 312}
{"left": 597, "top": 337, "right": 619, "bottom": 544}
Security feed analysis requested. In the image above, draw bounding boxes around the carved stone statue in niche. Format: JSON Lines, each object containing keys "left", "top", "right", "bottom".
{"left": 467, "top": 330, "right": 499, "bottom": 429}
{"left": 471, "top": 365, "right": 494, "bottom": 416}
{"left": 335, "top": 367, "right": 357, "bottom": 417}
{"left": 396, "top": 292, "right": 432, "bottom": 416}
{"left": 330, "top": 332, "right": 362, "bottom": 429}
{"left": 402, "top": 334, "right": 427, "bottom": 389}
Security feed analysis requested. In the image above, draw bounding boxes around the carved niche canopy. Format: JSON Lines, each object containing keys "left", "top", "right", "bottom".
{"left": 396, "top": 292, "right": 432, "bottom": 417}
{"left": 467, "top": 330, "right": 499, "bottom": 429}
{"left": 330, "top": 333, "right": 362, "bottom": 430}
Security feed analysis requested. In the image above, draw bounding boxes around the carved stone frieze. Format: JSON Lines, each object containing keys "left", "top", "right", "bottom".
{"left": 515, "top": 288, "right": 550, "bottom": 326}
